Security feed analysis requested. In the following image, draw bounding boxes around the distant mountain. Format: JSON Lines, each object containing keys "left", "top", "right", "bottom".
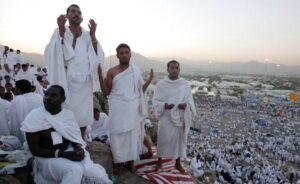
{"left": 1, "top": 44, "right": 299, "bottom": 76}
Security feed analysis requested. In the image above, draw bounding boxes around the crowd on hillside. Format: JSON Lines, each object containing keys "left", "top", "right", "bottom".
{"left": 0, "top": 45, "right": 49, "bottom": 100}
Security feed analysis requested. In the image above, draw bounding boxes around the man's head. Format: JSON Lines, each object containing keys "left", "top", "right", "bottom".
{"left": 94, "top": 108, "right": 100, "bottom": 120}
{"left": 21, "top": 64, "right": 29, "bottom": 72}
{"left": 3, "top": 92, "right": 13, "bottom": 102}
{"left": 167, "top": 60, "right": 180, "bottom": 80}
{"left": 196, "top": 154, "right": 201, "bottom": 161}
{"left": 16, "top": 50, "right": 21, "bottom": 54}
{"left": 4, "top": 64, "right": 10, "bottom": 72}
{"left": 116, "top": 43, "right": 131, "bottom": 65}
{"left": 15, "top": 80, "right": 32, "bottom": 95}
{"left": 42, "top": 68, "right": 47, "bottom": 73}
{"left": 43, "top": 85, "right": 66, "bottom": 113}
{"left": 4, "top": 75, "right": 11, "bottom": 82}
{"left": 66, "top": 4, "right": 83, "bottom": 26}
{"left": 4, "top": 82, "right": 13, "bottom": 92}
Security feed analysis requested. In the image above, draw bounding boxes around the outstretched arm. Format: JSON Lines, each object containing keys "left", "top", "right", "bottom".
{"left": 143, "top": 69, "right": 154, "bottom": 92}
{"left": 88, "top": 19, "right": 98, "bottom": 54}
{"left": 98, "top": 65, "right": 113, "bottom": 96}
{"left": 57, "top": 14, "right": 67, "bottom": 38}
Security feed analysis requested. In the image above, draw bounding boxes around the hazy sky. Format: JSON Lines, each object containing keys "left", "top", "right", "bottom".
{"left": 1, "top": 0, "right": 299, "bottom": 65}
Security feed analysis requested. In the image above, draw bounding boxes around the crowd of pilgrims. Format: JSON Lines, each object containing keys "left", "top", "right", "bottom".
{"left": 2, "top": 45, "right": 300, "bottom": 183}
{"left": 0, "top": 46, "right": 49, "bottom": 100}
{"left": 187, "top": 101, "right": 300, "bottom": 184}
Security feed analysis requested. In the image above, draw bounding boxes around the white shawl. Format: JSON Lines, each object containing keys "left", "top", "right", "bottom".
{"left": 44, "top": 27, "right": 105, "bottom": 103}
{"left": 153, "top": 77, "right": 196, "bottom": 143}
{"left": 108, "top": 64, "right": 147, "bottom": 133}
{"left": 21, "top": 107, "right": 111, "bottom": 183}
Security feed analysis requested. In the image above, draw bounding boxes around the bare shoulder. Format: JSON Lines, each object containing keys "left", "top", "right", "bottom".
{"left": 108, "top": 66, "right": 122, "bottom": 78}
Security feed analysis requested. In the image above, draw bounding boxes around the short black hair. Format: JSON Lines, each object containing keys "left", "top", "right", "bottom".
{"left": 15, "top": 80, "right": 32, "bottom": 93}
{"left": 3, "top": 92, "right": 13, "bottom": 101}
{"left": 116, "top": 43, "right": 131, "bottom": 54}
{"left": 167, "top": 60, "right": 180, "bottom": 69}
{"left": 49, "top": 85, "right": 65, "bottom": 98}
{"left": 66, "top": 4, "right": 80, "bottom": 14}
{"left": 94, "top": 108, "right": 100, "bottom": 113}
{"left": 5, "top": 82, "right": 12, "bottom": 87}
{"left": 4, "top": 75, "right": 10, "bottom": 79}
{"left": 36, "top": 76, "right": 43, "bottom": 81}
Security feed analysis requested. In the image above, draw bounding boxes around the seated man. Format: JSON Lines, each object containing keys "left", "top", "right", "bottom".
{"left": 21, "top": 85, "right": 112, "bottom": 184}
{"left": 9, "top": 79, "right": 43, "bottom": 143}
{"left": 86, "top": 108, "right": 110, "bottom": 144}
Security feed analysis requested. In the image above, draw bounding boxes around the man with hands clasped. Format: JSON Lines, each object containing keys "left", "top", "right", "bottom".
{"left": 21, "top": 85, "right": 112, "bottom": 184}
{"left": 153, "top": 60, "right": 196, "bottom": 173}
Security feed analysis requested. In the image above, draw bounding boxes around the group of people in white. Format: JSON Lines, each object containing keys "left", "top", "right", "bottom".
{"left": 0, "top": 4, "right": 196, "bottom": 184}
{"left": 187, "top": 99, "right": 300, "bottom": 183}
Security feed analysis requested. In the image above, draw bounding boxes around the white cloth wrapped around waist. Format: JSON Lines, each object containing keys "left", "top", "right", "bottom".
{"left": 108, "top": 98, "right": 145, "bottom": 134}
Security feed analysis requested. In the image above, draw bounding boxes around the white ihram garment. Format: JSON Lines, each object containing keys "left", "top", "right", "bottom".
{"left": 108, "top": 64, "right": 147, "bottom": 163}
{"left": 45, "top": 27, "right": 104, "bottom": 127}
{"left": 153, "top": 77, "right": 196, "bottom": 159}
{"left": 9, "top": 92, "right": 43, "bottom": 143}
{"left": 21, "top": 107, "right": 112, "bottom": 184}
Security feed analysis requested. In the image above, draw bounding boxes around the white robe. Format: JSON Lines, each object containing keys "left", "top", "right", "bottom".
{"left": 15, "top": 53, "right": 24, "bottom": 64}
{"left": 87, "top": 112, "right": 110, "bottom": 142}
{"left": 153, "top": 77, "right": 196, "bottom": 159}
{"left": 0, "top": 99, "right": 11, "bottom": 136}
{"left": 108, "top": 64, "right": 147, "bottom": 163}
{"left": 6, "top": 52, "right": 17, "bottom": 70}
{"left": 21, "top": 107, "right": 112, "bottom": 184}
{"left": 9, "top": 92, "right": 43, "bottom": 143}
{"left": 14, "top": 70, "right": 35, "bottom": 83}
{"left": 190, "top": 157, "right": 204, "bottom": 177}
{"left": 44, "top": 27, "right": 104, "bottom": 127}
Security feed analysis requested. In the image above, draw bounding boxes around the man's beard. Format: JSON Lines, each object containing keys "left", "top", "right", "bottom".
{"left": 69, "top": 17, "right": 82, "bottom": 25}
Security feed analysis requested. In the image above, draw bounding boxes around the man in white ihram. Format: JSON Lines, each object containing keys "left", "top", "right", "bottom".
{"left": 9, "top": 79, "right": 43, "bottom": 143}
{"left": 21, "top": 85, "right": 112, "bottom": 184}
{"left": 153, "top": 60, "right": 196, "bottom": 173}
{"left": 45, "top": 4, "right": 104, "bottom": 138}
{"left": 98, "top": 43, "right": 153, "bottom": 173}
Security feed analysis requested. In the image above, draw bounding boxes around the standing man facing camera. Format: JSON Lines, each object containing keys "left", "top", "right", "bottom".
{"left": 45, "top": 4, "right": 105, "bottom": 138}
{"left": 153, "top": 60, "right": 196, "bottom": 173}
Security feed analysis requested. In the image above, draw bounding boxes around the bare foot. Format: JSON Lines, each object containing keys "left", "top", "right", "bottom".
{"left": 175, "top": 163, "right": 185, "bottom": 173}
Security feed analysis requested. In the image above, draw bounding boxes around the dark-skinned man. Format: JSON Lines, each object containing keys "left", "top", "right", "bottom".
{"left": 21, "top": 85, "right": 112, "bottom": 184}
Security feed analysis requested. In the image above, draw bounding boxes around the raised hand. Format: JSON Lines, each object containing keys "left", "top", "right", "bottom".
{"left": 164, "top": 103, "right": 175, "bottom": 110}
{"left": 57, "top": 14, "right": 67, "bottom": 37}
{"left": 178, "top": 103, "right": 187, "bottom": 110}
{"left": 88, "top": 19, "right": 97, "bottom": 38}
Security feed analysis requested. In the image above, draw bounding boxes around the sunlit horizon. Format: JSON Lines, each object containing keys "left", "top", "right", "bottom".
{"left": 1, "top": 0, "right": 299, "bottom": 65}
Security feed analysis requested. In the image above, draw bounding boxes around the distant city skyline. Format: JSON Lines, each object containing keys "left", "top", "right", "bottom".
{"left": 0, "top": 0, "right": 299, "bottom": 65}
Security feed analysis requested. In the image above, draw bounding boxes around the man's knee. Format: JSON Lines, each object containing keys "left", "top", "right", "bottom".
{"left": 67, "top": 163, "right": 84, "bottom": 176}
